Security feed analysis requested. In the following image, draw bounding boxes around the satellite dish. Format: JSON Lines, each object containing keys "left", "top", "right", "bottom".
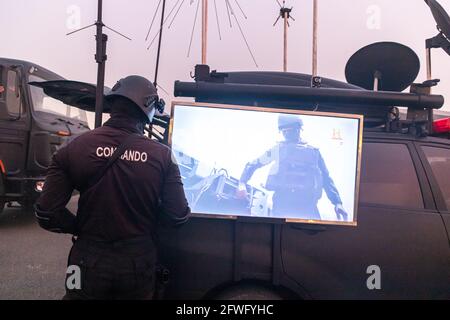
{"left": 345, "top": 42, "right": 420, "bottom": 92}
{"left": 425, "top": 0, "right": 450, "bottom": 39}
{"left": 425, "top": 0, "right": 450, "bottom": 55}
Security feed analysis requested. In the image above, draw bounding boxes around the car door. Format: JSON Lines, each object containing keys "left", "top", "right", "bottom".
{"left": 0, "top": 65, "right": 30, "bottom": 178}
{"left": 281, "top": 138, "right": 450, "bottom": 299}
{"left": 416, "top": 141, "right": 450, "bottom": 245}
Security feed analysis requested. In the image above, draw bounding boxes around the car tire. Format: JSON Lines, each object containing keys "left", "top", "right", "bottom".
{"left": 214, "top": 284, "right": 283, "bottom": 300}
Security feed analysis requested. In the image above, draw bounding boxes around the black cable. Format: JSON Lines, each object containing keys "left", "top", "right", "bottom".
{"left": 145, "top": 0, "right": 161, "bottom": 41}
{"left": 187, "top": 0, "right": 200, "bottom": 57}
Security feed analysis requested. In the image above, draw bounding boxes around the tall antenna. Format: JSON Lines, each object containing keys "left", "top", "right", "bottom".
{"left": 146, "top": 0, "right": 257, "bottom": 67}
{"left": 274, "top": 1, "right": 295, "bottom": 72}
{"left": 312, "top": 0, "right": 318, "bottom": 77}
{"left": 67, "top": 0, "right": 131, "bottom": 128}
{"left": 154, "top": 0, "right": 167, "bottom": 88}
{"left": 202, "top": 0, "right": 208, "bottom": 64}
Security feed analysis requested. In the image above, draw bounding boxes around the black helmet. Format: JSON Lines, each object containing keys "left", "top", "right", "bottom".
{"left": 278, "top": 114, "right": 303, "bottom": 130}
{"left": 105, "top": 75, "right": 164, "bottom": 122}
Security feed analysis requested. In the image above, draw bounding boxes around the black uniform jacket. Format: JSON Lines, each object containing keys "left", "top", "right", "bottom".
{"left": 36, "top": 115, "right": 190, "bottom": 242}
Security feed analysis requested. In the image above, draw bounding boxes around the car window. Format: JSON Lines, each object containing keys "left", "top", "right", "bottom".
{"left": 6, "top": 70, "right": 23, "bottom": 116}
{"left": 422, "top": 146, "right": 450, "bottom": 211}
{"left": 359, "top": 143, "right": 423, "bottom": 208}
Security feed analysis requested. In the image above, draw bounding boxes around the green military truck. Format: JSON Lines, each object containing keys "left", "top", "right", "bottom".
{"left": 0, "top": 58, "right": 90, "bottom": 213}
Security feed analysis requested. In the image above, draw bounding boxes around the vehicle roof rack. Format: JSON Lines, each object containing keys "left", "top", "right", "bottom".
{"left": 174, "top": 64, "right": 444, "bottom": 136}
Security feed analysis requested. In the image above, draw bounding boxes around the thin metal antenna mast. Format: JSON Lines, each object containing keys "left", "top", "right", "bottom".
{"left": 312, "top": 0, "right": 318, "bottom": 77}
{"left": 94, "top": 0, "right": 107, "bottom": 129}
{"left": 169, "top": 0, "right": 186, "bottom": 29}
{"left": 188, "top": 0, "right": 201, "bottom": 57}
{"left": 146, "top": 0, "right": 186, "bottom": 50}
{"left": 67, "top": 0, "right": 131, "bottom": 128}
{"left": 213, "top": 0, "right": 222, "bottom": 40}
{"left": 202, "top": 0, "right": 208, "bottom": 64}
{"left": 145, "top": 0, "right": 162, "bottom": 41}
{"left": 148, "top": 0, "right": 256, "bottom": 67}
{"left": 154, "top": 0, "right": 167, "bottom": 87}
{"left": 225, "top": 0, "right": 233, "bottom": 27}
{"left": 234, "top": 0, "right": 247, "bottom": 19}
{"left": 227, "top": 0, "right": 258, "bottom": 67}
{"left": 274, "top": 1, "right": 294, "bottom": 72}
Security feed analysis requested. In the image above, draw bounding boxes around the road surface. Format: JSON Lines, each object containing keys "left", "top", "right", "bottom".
{"left": 0, "top": 197, "right": 78, "bottom": 300}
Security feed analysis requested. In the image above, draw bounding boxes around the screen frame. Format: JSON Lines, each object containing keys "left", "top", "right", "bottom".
{"left": 169, "top": 100, "right": 364, "bottom": 227}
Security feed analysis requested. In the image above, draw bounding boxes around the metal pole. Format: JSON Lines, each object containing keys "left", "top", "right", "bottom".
{"left": 426, "top": 47, "right": 433, "bottom": 133}
{"left": 94, "top": 0, "right": 107, "bottom": 128}
{"left": 202, "top": 0, "right": 208, "bottom": 64}
{"left": 426, "top": 47, "right": 432, "bottom": 81}
{"left": 373, "top": 77, "right": 379, "bottom": 91}
{"left": 373, "top": 70, "right": 381, "bottom": 92}
{"left": 283, "top": 11, "right": 288, "bottom": 72}
{"left": 312, "top": 0, "right": 318, "bottom": 76}
{"left": 154, "top": 0, "right": 167, "bottom": 87}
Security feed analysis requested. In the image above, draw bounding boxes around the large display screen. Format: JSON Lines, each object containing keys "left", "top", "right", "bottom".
{"left": 170, "top": 102, "right": 363, "bottom": 225}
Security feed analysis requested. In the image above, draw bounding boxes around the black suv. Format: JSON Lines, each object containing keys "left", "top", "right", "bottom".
{"left": 155, "top": 70, "right": 450, "bottom": 300}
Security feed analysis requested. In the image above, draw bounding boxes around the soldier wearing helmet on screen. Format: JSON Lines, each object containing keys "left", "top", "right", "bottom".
{"left": 35, "top": 75, "right": 190, "bottom": 300}
{"left": 236, "top": 114, "right": 348, "bottom": 221}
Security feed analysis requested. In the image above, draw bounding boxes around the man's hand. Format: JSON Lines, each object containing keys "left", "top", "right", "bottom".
{"left": 0, "top": 85, "right": 4, "bottom": 94}
{"left": 235, "top": 182, "right": 248, "bottom": 199}
{"left": 334, "top": 203, "right": 348, "bottom": 221}
{"left": 35, "top": 204, "right": 77, "bottom": 234}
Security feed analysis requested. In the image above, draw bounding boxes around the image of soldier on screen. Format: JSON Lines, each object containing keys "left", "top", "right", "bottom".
{"left": 236, "top": 114, "right": 348, "bottom": 221}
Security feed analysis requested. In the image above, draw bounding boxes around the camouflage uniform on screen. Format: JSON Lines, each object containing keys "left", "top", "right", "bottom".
{"left": 238, "top": 114, "right": 347, "bottom": 221}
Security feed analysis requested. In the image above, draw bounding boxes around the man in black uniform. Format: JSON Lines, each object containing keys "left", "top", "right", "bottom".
{"left": 237, "top": 114, "right": 347, "bottom": 221}
{"left": 35, "top": 75, "right": 190, "bottom": 299}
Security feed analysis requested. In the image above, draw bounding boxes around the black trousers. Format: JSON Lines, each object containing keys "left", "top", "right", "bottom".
{"left": 63, "top": 237, "right": 157, "bottom": 300}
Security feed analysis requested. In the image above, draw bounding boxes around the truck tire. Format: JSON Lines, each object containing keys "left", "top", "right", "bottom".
{"left": 214, "top": 284, "right": 283, "bottom": 300}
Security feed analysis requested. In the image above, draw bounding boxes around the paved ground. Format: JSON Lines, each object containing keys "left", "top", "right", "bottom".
{"left": 0, "top": 198, "right": 78, "bottom": 300}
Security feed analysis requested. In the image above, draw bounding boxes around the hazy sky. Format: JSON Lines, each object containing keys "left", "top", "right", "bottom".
{"left": 1, "top": 0, "right": 450, "bottom": 124}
